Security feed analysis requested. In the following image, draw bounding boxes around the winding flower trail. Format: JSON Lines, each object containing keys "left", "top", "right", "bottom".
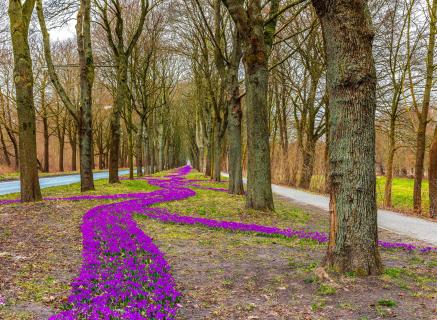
{"left": 1, "top": 166, "right": 436, "bottom": 319}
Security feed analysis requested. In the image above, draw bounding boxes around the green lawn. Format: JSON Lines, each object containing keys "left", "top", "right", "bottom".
{"left": 310, "top": 175, "right": 430, "bottom": 215}
{"left": 376, "top": 177, "right": 429, "bottom": 213}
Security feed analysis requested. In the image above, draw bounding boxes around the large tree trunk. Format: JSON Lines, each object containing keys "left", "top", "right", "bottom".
{"left": 77, "top": 0, "right": 95, "bottom": 191}
{"left": 109, "top": 56, "right": 128, "bottom": 183}
{"left": 227, "top": 77, "right": 244, "bottom": 195}
{"left": 9, "top": 0, "right": 42, "bottom": 202}
{"left": 244, "top": 61, "right": 274, "bottom": 210}
{"left": 313, "top": 0, "right": 382, "bottom": 275}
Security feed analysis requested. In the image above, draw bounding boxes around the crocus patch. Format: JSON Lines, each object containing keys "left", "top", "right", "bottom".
{"left": 1, "top": 166, "right": 436, "bottom": 319}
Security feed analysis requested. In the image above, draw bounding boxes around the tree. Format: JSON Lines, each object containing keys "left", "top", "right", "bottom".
{"left": 220, "top": 0, "right": 282, "bottom": 210}
{"left": 36, "top": 0, "right": 96, "bottom": 191}
{"left": 312, "top": 0, "right": 382, "bottom": 275}
{"left": 425, "top": 0, "right": 437, "bottom": 218}
{"left": 412, "top": 0, "right": 437, "bottom": 214}
{"left": 8, "top": 0, "right": 42, "bottom": 202}
{"left": 95, "top": 0, "right": 149, "bottom": 183}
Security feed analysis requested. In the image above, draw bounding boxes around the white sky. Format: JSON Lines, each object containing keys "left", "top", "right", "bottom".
{"left": 48, "top": 19, "right": 76, "bottom": 41}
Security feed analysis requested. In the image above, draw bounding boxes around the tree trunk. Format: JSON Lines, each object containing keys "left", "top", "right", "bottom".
{"left": 136, "top": 121, "right": 144, "bottom": 177}
{"left": 0, "top": 125, "right": 11, "bottom": 166}
{"left": 70, "top": 135, "right": 77, "bottom": 171}
{"left": 313, "top": 0, "right": 382, "bottom": 275}
{"left": 213, "top": 118, "right": 223, "bottom": 182}
{"left": 206, "top": 140, "right": 213, "bottom": 177}
{"left": 428, "top": 125, "right": 437, "bottom": 218}
{"left": 299, "top": 137, "right": 316, "bottom": 190}
{"left": 42, "top": 115, "right": 49, "bottom": 172}
{"left": 8, "top": 0, "right": 42, "bottom": 202}
{"left": 77, "top": 0, "right": 95, "bottom": 191}
{"left": 58, "top": 136, "right": 64, "bottom": 172}
{"left": 109, "top": 56, "right": 128, "bottom": 183}
{"left": 384, "top": 120, "right": 396, "bottom": 207}
{"left": 244, "top": 61, "right": 274, "bottom": 210}
{"left": 413, "top": 0, "right": 437, "bottom": 214}
{"left": 227, "top": 80, "right": 244, "bottom": 195}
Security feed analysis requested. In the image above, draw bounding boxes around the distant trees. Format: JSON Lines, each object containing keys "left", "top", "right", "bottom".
{"left": 94, "top": 0, "right": 149, "bottom": 183}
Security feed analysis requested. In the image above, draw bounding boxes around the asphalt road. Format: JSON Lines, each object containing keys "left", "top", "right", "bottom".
{"left": 0, "top": 170, "right": 131, "bottom": 195}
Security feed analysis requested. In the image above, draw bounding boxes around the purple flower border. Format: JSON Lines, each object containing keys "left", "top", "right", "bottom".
{"left": 0, "top": 166, "right": 436, "bottom": 319}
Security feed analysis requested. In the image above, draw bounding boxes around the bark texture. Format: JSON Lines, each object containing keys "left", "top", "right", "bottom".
{"left": 9, "top": 0, "right": 42, "bottom": 202}
{"left": 425, "top": 0, "right": 437, "bottom": 217}
{"left": 222, "top": 0, "right": 278, "bottom": 210}
{"left": 77, "top": 0, "right": 95, "bottom": 191}
{"left": 313, "top": 0, "right": 382, "bottom": 275}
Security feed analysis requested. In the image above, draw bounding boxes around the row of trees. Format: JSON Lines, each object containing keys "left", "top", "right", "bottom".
{"left": 4, "top": 0, "right": 186, "bottom": 197}
{"left": 2, "top": 0, "right": 436, "bottom": 275}
{"left": 179, "top": 0, "right": 437, "bottom": 274}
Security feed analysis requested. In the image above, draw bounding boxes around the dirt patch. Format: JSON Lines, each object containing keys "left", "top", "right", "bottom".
{"left": 0, "top": 201, "right": 100, "bottom": 319}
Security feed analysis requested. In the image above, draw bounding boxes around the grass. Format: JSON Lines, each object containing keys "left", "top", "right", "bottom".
{"left": 155, "top": 171, "right": 312, "bottom": 231}
{"left": 310, "top": 175, "right": 430, "bottom": 215}
{"left": 376, "top": 176, "right": 429, "bottom": 212}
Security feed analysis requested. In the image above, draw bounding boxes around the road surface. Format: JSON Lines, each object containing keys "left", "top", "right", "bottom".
{"left": 223, "top": 174, "right": 437, "bottom": 246}
{"left": 0, "top": 170, "right": 131, "bottom": 195}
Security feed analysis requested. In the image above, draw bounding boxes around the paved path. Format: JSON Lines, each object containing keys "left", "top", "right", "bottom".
{"left": 223, "top": 174, "right": 437, "bottom": 246}
{"left": 0, "top": 170, "right": 131, "bottom": 195}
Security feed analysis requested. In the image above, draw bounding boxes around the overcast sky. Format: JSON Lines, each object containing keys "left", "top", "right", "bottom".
{"left": 49, "top": 19, "right": 76, "bottom": 41}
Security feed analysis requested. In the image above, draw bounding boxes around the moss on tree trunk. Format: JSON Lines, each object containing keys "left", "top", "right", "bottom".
{"left": 9, "top": 0, "right": 42, "bottom": 202}
{"left": 313, "top": 0, "right": 382, "bottom": 275}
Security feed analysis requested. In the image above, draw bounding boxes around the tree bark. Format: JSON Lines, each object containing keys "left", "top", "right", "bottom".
{"left": 299, "top": 135, "right": 316, "bottom": 189}
{"left": 416, "top": 0, "right": 437, "bottom": 214}
{"left": 227, "top": 48, "right": 244, "bottom": 194}
{"left": 222, "top": 0, "right": 276, "bottom": 210}
{"left": 313, "top": 0, "right": 382, "bottom": 275}
{"left": 136, "top": 121, "right": 144, "bottom": 177}
{"left": 58, "top": 135, "right": 64, "bottom": 172}
{"left": 0, "top": 125, "right": 11, "bottom": 166}
{"left": 9, "top": 0, "right": 42, "bottom": 202}
{"left": 109, "top": 55, "right": 128, "bottom": 183}
{"left": 429, "top": 125, "right": 437, "bottom": 218}
{"left": 42, "top": 114, "right": 49, "bottom": 172}
{"left": 77, "top": 0, "right": 95, "bottom": 191}
{"left": 37, "top": 0, "right": 94, "bottom": 191}
{"left": 384, "top": 119, "right": 396, "bottom": 207}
